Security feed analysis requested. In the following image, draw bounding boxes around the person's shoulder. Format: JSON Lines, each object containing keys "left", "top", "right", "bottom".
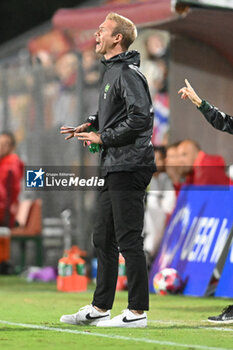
{"left": 196, "top": 150, "right": 226, "bottom": 167}
{"left": 0, "top": 153, "right": 24, "bottom": 169}
{"left": 121, "top": 62, "right": 142, "bottom": 74}
{"left": 121, "top": 63, "right": 147, "bottom": 85}
{"left": 7, "top": 153, "right": 23, "bottom": 163}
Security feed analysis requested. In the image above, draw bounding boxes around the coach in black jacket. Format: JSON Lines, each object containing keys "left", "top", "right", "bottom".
{"left": 60, "top": 13, "right": 155, "bottom": 328}
{"left": 178, "top": 79, "right": 233, "bottom": 134}
{"left": 85, "top": 49, "right": 155, "bottom": 176}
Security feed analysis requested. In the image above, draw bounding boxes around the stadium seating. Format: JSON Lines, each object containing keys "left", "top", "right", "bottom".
{"left": 11, "top": 199, "right": 43, "bottom": 272}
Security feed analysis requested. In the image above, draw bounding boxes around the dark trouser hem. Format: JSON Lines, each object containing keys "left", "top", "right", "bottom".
{"left": 127, "top": 305, "right": 149, "bottom": 311}
{"left": 91, "top": 302, "right": 112, "bottom": 310}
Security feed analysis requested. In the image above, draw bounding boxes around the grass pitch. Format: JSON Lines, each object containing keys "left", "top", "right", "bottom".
{"left": 0, "top": 276, "right": 233, "bottom": 350}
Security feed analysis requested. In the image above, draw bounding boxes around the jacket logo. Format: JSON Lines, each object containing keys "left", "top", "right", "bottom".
{"left": 104, "top": 83, "right": 110, "bottom": 92}
{"left": 104, "top": 83, "right": 110, "bottom": 99}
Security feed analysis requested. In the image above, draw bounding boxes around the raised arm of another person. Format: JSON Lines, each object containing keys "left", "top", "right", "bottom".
{"left": 178, "top": 79, "right": 233, "bottom": 134}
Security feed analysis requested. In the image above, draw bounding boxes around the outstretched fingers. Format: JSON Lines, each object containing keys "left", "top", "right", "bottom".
{"left": 185, "top": 79, "right": 192, "bottom": 89}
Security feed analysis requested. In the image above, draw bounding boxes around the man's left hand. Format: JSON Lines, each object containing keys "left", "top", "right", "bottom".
{"left": 75, "top": 132, "right": 103, "bottom": 144}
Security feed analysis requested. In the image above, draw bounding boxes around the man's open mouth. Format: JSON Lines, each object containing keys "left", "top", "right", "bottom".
{"left": 96, "top": 39, "right": 101, "bottom": 48}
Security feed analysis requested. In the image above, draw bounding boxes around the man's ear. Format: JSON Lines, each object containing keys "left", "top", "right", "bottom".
{"left": 114, "top": 33, "right": 123, "bottom": 45}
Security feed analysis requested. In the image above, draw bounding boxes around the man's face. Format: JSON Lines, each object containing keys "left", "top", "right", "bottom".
{"left": 95, "top": 19, "right": 119, "bottom": 57}
{"left": 177, "top": 142, "right": 198, "bottom": 176}
{"left": 0, "top": 135, "right": 14, "bottom": 159}
{"left": 165, "top": 146, "right": 180, "bottom": 178}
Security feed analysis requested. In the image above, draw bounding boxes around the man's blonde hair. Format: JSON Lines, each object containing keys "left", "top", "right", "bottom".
{"left": 106, "top": 12, "right": 137, "bottom": 50}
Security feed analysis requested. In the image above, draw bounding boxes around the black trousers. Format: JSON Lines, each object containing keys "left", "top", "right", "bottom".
{"left": 92, "top": 169, "right": 153, "bottom": 311}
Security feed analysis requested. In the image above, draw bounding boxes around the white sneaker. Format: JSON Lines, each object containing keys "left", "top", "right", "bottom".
{"left": 96, "top": 309, "right": 147, "bottom": 328}
{"left": 60, "top": 305, "right": 111, "bottom": 326}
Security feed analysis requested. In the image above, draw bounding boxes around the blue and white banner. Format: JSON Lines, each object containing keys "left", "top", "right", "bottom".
{"left": 149, "top": 186, "right": 233, "bottom": 296}
{"left": 215, "top": 234, "right": 233, "bottom": 298}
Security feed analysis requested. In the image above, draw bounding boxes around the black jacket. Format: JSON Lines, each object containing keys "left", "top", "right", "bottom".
{"left": 198, "top": 100, "right": 233, "bottom": 134}
{"left": 87, "top": 50, "right": 156, "bottom": 176}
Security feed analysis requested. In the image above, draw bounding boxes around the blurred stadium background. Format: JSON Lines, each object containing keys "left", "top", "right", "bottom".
{"left": 0, "top": 0, "right": 233, "bottom": 283}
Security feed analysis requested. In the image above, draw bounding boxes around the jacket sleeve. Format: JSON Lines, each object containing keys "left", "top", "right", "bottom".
{"left": 85, "top": 112, "right": 99, "bottom": 130}
{"left": 101, "top": 68, "right": 152, "bottom": 147}
{"left": 198, "top": 100, "right": 233, "bottom": 134}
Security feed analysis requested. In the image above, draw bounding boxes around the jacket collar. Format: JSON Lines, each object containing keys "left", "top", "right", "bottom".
{"left": 101, "top": 50, "right": 140, "bottom": 68}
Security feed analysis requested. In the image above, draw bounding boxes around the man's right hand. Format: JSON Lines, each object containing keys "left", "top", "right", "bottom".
{"left": 178, "top": 79, "right": 202, "bottom": 108}
{"left": 60, "top": 123, "right": 91, "bottom": 140}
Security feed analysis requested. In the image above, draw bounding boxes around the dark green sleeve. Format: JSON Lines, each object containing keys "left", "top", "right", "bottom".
{"left": 197, "top": 100, "right": 233, "bottom": 134}
{"left": 198, "top": 100, "right": 211, "bottom": 113}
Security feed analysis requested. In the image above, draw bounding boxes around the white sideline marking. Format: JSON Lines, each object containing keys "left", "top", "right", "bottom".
{"left": 0, "top": 320, "right": 230, "bottom": 350}
{"left": 149, "top": 319, "right": 185, "bottom": 325}
{"left": 200, "top": 327, "right": 233, "bottom": 332}
{"left": 150, "top": 320, "right": 233, "bottom": 332}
